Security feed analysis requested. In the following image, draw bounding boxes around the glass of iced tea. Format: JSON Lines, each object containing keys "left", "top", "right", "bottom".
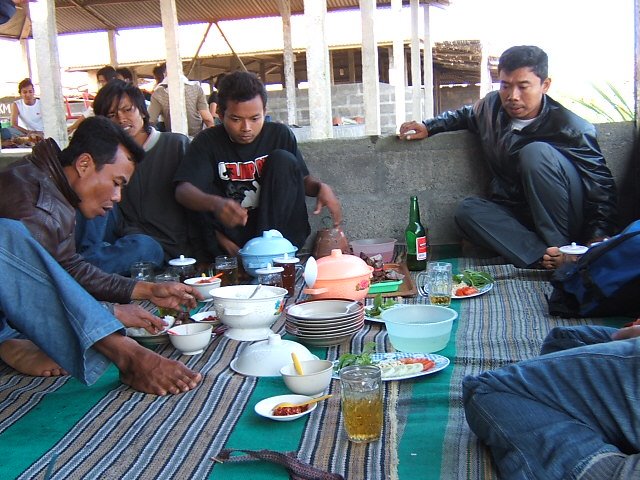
{"left": 154, "top": 272, "right": 180, "bottom": 317}
{"left": 215, "top": 256, "right": 238, "bottom": 287}
{"left": 420, "top": 261, "right": 452, "bottom": 307}
{"left": 339, "top": 365, "right": 383, "bottom": 443}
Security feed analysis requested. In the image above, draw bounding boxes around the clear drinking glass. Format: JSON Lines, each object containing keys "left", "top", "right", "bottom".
{"left": 339, "top": 365, "right": 383, "bottom": 443}
{"left": 416, "top": 261, "right": 453, "bottom": 306}
{"left": 215, "top": 255, "right": 238, "bottom": 287}
{"left": 130, "top": 261, "right": 155, "bottom": 281}
{"left": 154, "top": 272, "right": 180, "bottom": 317}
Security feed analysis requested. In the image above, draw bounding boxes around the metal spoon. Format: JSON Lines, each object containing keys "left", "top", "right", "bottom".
{"left": 247, "top": 284, "right": 261, "bottom": 299}
{"left": 272, "top": 394, "right": 333, "bottom": 411}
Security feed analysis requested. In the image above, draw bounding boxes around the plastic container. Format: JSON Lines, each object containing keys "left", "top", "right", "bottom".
{"left": 350, "top": 238, "right": 397, "bottom": 263}
{"left": 238, "top": 230, "right": 298, "bottom": 277}
{"left": 381, "top": 305, "right": 457, "bottom": 353}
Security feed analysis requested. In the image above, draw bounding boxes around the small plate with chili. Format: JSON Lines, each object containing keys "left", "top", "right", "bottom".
{"left": 254, "top": 394, "right": 317, "bottom": 422}
{"left": 190, "top": 310, "right": 220, "bottom": 325}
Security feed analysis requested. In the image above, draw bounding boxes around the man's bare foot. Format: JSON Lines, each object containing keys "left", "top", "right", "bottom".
{"left": 0, "top": 339, "right": 68, "bottom": 377}
{"left": 541, "top": 247, "right": 564, "bottom": 270}
{"left": 95, "top": 334, "right": 202, "bottom": 395}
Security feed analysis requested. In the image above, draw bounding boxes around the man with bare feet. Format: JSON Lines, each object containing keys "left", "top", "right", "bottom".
{"left": 400, "top": 46, "right": 618, "bottom": 269}
{"left": 0, "top": 218, "right": 201, "bottom": 395}
{"left": 0, "top": 116, "right": 201, "bottom": 331}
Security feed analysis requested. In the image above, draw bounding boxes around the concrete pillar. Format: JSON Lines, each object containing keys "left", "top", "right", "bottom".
{"left": 360, "top": 0, "right": 380, "bottom": 135}
{"left": 29, "top": 0, "right": 68, "bottom": 147}
{"left": 410, "top": 0, "right": 422, "bottom": 120}
{"left": 278, "top": 0, "right": 297, "bottom": 126}
{"left": 108, "top": 29, "right": 118, "bottom": 66}
{"left": 390, "top": 0, "right": 405, "bottom": 130}
{"left": 19, "top": 38, "right": 32, "bottom": 79}
{"left": 159, "top": 0, "right": 188, "bottom": 135}
{"left": 635, "top": 0, "right": 640, "bottom": 133}
{"left": 348, "top": 50, "right": 356, "bottom": 82}
{"left": 304, "top": 0, "right": 332, "bottom": 139}
{"left": 422, "top": 5, "right": 434, "bottom": 118}
{"left": 479, "top": 40, "right": 492, "bottom": 98}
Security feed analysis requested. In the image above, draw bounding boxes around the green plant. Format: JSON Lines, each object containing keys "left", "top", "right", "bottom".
{"left": 570, "top": 82, "right": 634, "bottom": 122}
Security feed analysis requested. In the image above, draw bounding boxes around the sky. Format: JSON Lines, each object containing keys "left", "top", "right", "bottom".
{"left": 0, "top": 0, "right": 635, "bottom": 120}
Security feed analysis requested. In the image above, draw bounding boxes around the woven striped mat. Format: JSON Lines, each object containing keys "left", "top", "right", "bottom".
{"left": 0, "top": 258, "right": 629, "bottom": 479}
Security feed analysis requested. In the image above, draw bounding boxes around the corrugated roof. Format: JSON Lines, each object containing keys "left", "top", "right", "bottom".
{"left": 0, "top": 0, "right": 449, "bottom": 40}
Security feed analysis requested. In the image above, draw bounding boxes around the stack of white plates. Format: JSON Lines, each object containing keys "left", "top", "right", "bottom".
{"left": 285, "top": 299, "right": 365, "bottom": 347}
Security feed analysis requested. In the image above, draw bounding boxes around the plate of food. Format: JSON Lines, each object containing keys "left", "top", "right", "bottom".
{"left": 451, "top": 269, "right": 494, "bottom": 299}
{"left": 254, "top": 394, "right": 317, "bottom": 422}
{"left": 332, "top": 343, "right": 450, "bottom": 381}
{"left": 364, "top": 294, "right": 403, "bottom": 323}
{"left": 126, "top": 315, "right": 176, "bottom": 346}
{"left": 190, "top": 310, "right": 220, "bottom": 325}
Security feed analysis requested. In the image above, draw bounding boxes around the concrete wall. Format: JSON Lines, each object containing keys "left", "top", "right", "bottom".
{"left": 268, "top": 82, "right": 481, "bottom": 136}
{"left": 1, "top": 122, "right": 636, "bottom": 251}
{"left": 300, "top": 121, "right": 638, "bottom": 249}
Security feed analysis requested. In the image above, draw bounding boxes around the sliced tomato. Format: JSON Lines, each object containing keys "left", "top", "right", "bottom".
{"left": 456, "top": 286, "right": 479, "bottom": 296}
{"left": 400, "top": 358, "right": 436, "bottom": 371}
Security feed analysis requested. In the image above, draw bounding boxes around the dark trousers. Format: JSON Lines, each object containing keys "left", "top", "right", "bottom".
{"left": 222, "top": 149, "right": 311, "bottom": 249}
{"left": 455, "top": 142, "right": 584, "bottom": 268}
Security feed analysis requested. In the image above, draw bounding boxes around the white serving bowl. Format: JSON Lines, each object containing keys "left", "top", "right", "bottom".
{"left": 280, "top": 359, "right": 334, "bottom": 396}
{"left": 168, "top": 323, "right": 213, "bottom": 355}
{"left": 210, "top": 285, "right": 287, "bottom": 341}
{"left": 381, "top": 305, "right": 457, "bottom": 353}
{"left": 184, "top": 276, "right": 221, "bottom": 301}
{"left": 230, "top": 334, "right": 317, "bottom": 377}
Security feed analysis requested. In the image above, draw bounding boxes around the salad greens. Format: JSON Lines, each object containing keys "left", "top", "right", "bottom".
{"left": 335, "top": 342, "right": 376, "bottom": 371}
{"left": 452, "top": 269, "right": 494, "bottom": 288}
{"left": 366, "top": 294, "right": 397, "bottom": 318}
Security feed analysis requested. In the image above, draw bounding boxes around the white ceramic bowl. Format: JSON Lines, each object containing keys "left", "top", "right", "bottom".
{"left": 280, "top": 359, "right": 334, "bottom": 396}
{"left": 210, "top": 285, "right": 287, "bottom": 341}
{"left": 230, "top": 334, "right": 317, "bottom": 377}
{"left": 184, "top": 276, "right": 221, "bottom": 301}
{"left": 168, "top": 323, "right": 213, "bottom": 355}
{"left": 381, "top": 305, "right": 458, "bottom": 353}
{"left": 254, "top": 394, "right": 317, "bottom": 421}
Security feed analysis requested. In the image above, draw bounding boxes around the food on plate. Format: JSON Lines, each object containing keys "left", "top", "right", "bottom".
{"left": 454, "top": 285, "right": 479, "bottom": 297}
{"left": 359, "top": 253, "right": 405, "bottom": 284}
{"left": 366, "top": 294, "right": 397, "bottom": 318}
{"left": 335, "top": 342, "right": 376, "bottom": 371}
{"left": 452, "top": 269, "right": 494, "bottom": 288}
{"left": 272, "top": 404, "right": 310, "bottom": 416}
{"left": 452, "top": 269, "right": 493, "bottom": 296}
{"left": 195, "top": 277, "right": 216, "bottom": 284}
{"left": 377, "top": 357, "right": 435, "bottom": 379}
{"left": 199, "top": 314, "right": 218, "bottom": 322}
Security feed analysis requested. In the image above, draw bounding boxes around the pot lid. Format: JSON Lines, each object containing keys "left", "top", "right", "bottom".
{"left": 255, "top": 265, "right": 284, "bottom": 274}
{"left": 231, "top": 334, "right": 317, "bottom": 377}
{"left": 238, "top": 230, "right": 298, "bottom": 256}
{"left": 273, "top": 253, "right": 300, "bottom": 264}
{"left": 316, "top": 249, "right": 374, "bottom": 280}
{"left": 559, "top": 242, "right": 588, "bottom": 255}
{"left": 168, "top": 254, "right": 196, "bottom": 266}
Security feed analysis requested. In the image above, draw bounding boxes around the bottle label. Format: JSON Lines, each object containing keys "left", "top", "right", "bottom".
{"left": 416, "top": 236, "right": 427, "bottom": 260}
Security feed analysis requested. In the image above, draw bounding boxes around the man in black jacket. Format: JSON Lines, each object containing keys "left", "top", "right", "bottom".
{"left": 399, "top": 45, "right": 618, "bottom": 269}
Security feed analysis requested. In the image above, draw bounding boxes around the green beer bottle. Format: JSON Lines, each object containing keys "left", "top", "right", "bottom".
{"left": 405, "top": 196, "right": 428, "bottom": 271}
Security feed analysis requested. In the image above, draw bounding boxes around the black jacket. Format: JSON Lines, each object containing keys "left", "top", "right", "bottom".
{"left": 423, "top": 92, "right": 618, "bottom": 241}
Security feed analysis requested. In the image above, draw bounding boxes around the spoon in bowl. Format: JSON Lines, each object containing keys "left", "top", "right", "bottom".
{"left": 247, "top": 284, "right": 261, "bottom": 299}
{"left": 272, "top": 394, "right": 332, "bottom": 412}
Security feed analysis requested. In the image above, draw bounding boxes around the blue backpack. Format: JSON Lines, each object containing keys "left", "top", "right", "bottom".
{"left": 548, "top": 220, "right": 640, "bottom": 318}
